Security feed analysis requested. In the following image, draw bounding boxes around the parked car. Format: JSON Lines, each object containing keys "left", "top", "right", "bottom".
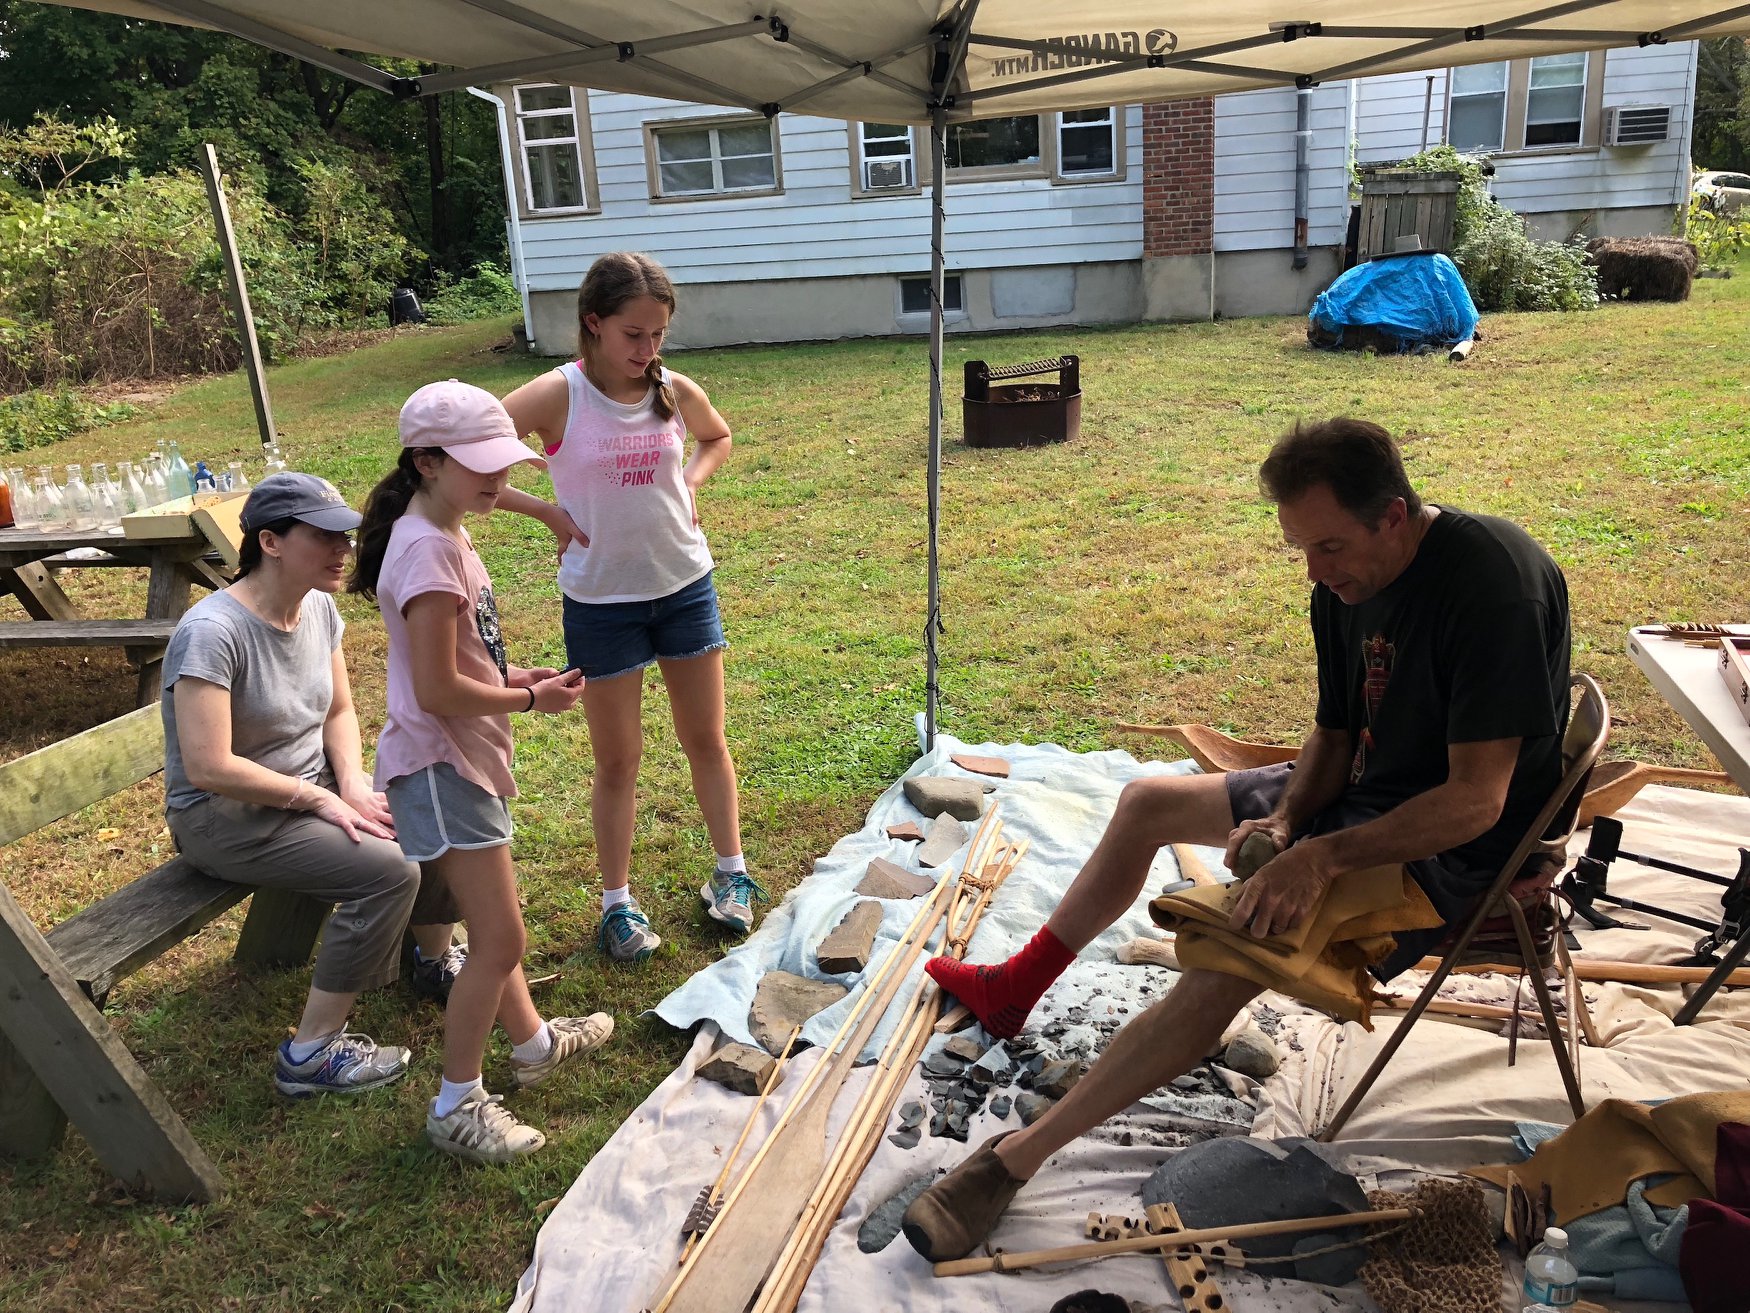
{"left": 1693, "top": 170, "right": 1750, "bottom": 215}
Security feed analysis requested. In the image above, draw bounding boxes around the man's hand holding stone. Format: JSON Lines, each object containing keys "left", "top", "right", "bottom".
{"left": 1226, "top": 840, "right": 1335, "bottom": 940}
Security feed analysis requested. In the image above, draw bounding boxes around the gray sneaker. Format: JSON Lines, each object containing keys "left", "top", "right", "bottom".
{"left": 701, "top": 869, "right": 767, "bottom": 935}
{"left": 599, "top": 899, "right": 661, "bottom": 963}
{"left": 511, "top": 1013, "right": 615, "bottom": 1089}
{"left": 426, "top": 1087, "right": 545, "bottom": 1164}
{"left": 274, "top": 1032, "right": 410, "bottom": 1098}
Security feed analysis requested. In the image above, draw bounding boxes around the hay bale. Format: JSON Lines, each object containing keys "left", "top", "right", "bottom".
{"left": 1586, "top": 236, "right": 1696, "bottom": 301}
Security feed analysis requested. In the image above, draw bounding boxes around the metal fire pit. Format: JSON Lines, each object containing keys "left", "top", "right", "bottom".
{"left": 962, "top": 355, "right": 1081, "bottom": 448}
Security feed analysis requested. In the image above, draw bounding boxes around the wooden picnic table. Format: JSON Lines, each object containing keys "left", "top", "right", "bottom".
{"left": 0, "top": 525, "right": 232, "bottom": 706}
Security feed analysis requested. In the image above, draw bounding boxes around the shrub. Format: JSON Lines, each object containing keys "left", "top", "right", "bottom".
{"left": 1683, "top": 195, "right": 1750, "bottom": 269}
{"left": 0, "top": 387, "right": 136, "bottom": 454}
{"left": 1398, "top": 144, "right": 1598, "bottom": 312}
{"left": 422, "top": 261, "right": 522, "bottom": 325}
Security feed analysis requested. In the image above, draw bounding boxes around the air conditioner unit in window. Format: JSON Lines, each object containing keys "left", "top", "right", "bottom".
{"left": 1603, "top": 104, "right": 1672, "bottom": 146}
{"left": 864, "top": 157, "right": 913, "bottom": 190}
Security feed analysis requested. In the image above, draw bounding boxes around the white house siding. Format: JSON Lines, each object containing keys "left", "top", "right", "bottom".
{"left": 515, "top": 92, "right": 1144, "bottom": 296}
{"left": 1352, "top": 43, "right": 1697, "bottom": 221}
{"left": 1212, "top": 85, "right": 1352, "bottom": 254}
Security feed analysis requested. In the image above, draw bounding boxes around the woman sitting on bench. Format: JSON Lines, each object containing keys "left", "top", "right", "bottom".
{"left": 159, "top": 473, "right": 460, "bottom": 1096}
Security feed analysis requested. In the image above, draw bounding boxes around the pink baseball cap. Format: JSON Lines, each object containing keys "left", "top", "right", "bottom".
{"left": 399, "top": 379, "right": 540, "bottom": 473}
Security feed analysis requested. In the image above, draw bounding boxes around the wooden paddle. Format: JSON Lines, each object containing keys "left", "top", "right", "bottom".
{"left": 1115, "top": 722, "right": 1299, "bottom": 773}
{"left": 1577, "top": 759, "right": 1736, "bottom": 827}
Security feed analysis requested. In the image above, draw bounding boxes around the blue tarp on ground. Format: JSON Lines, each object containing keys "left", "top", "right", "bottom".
{"left": 1309, "top": 252, "right": 1480, "bottom": 351}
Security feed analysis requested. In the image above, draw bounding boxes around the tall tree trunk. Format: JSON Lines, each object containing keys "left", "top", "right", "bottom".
{"left": 425, "top": 92, "right": 451, "bottom": 273}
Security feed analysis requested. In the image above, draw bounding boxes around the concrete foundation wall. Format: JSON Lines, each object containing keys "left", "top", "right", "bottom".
{"left": 526, "top": 250, "right": 1340, "bottom": 354}
{"left": 1521, "top": 204, "right": 1681, "bottom": 242}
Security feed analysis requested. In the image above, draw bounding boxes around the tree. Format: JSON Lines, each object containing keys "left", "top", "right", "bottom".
{"left": 0, "top": 1, "right": 508, "bottom": 285}
{"left": 1693, "top": 37, "right": 1750, "bottom": 173}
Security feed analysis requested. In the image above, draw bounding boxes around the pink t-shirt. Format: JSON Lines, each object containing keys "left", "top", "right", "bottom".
{"left": 373, "top": 515, "right": 517, "bottom": 798}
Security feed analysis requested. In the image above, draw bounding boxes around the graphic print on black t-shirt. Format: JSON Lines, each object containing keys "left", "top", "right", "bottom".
{"left": 475, "top": 585, "right": 508, "bottom": 683}
{"left": 1352, "top": 633, "right": 1396, "bottom": 783}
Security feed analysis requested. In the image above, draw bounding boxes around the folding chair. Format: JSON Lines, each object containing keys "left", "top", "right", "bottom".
{"left": 1319, "top": 674, "right": 1611, "bottom": 1141}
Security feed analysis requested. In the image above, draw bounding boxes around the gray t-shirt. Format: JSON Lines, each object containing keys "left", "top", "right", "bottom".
{"left": 161, "top": 589, "right": 344, "bottom": 810}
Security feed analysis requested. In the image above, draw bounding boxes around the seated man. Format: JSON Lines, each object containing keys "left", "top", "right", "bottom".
{"left": 903, "top": 417, "right": 1572, "bottom": 1261}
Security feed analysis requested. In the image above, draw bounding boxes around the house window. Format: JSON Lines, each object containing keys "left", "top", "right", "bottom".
{"left": 516, "top": 84, "right": 588, "bottom": 211}
{"left": 649, "top": 117, "right": 780, "bottom": 198}
{"left": 1449, "top": 61, "right": 1508, "bottom": 152}
{"left": 900, "top": 275, "right": 963, "bottom": 314}
{"left": 858, "top": 123, "right": 917, "bottom": 192}
{"left": 1058, "top": 108, "right": 1117, "bottom": 176}
{"left": 1525, "top": 53, "right": 1587, "bottom": 146}
{"left": 946, "top": 116, "right": 1042, "bottom": 173}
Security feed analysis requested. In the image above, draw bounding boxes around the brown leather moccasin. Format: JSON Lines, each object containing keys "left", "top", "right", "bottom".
{"left": 901, "top": 1132, "right": 1026, "bottom": 1261}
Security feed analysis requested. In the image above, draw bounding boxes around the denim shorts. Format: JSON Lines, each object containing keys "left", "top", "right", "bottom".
{"left": 561, "top": 570, "right": 728, "bottom": 681}
{"left": 384, "top": 762, "right": 513, "bottom": 862}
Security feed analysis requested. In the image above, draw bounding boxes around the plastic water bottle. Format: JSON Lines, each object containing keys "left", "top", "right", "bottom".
{"left": 1522, "top": 1226, "right": 1579, "bottom": 1307}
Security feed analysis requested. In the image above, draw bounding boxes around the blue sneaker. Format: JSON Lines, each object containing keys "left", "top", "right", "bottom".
{"left": 274, "top": 1032, "right": 410, "bottom": 1098}
{"left": 411, "top": 941, "right": 468, "bottom": 1004}
{"left": 701, "top": 869, "right": 767, "bottom": 935}
{"left": 599, "top": 899, "right": 661, "bottom": 963}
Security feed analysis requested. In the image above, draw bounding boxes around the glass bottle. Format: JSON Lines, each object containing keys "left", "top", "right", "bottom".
{"left": 34, "top": 469, "right": 67, "bottom": 529}
{"left": 7, "top": 467, "right": 34, "bottom": 529}
{"left": 119, "top": 460, "right": 148, "bottom": 516}
{"left": 142, "top": 454, "right": 169, "bottom": 508}
{"left": 89, "top": 462, "right": 122, "bottom": 528}
{"left": 165, "top": 440, "right": 195, "bottom": 498}
{"left": 62, "top": 464, "right": 97, "bottom": 530}
{"left": 227, "top": 460, "right": 249, "bottom": 494}
{"left": 263, "top": 440, "right": 288, "bottom": 475}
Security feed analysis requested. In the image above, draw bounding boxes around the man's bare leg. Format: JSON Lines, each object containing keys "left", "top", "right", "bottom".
{"left": 997, "top": 968, "right": 1263, "bottom": 1177}
{"left": 903, "top": 968, "right": 1264, "bottom": 1259}
{"left": 927, "top": 773, "right": 1235, "bottom": 1037}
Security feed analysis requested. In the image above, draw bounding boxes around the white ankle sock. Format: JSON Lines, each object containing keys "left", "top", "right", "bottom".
{"left": 716, "top": 853, "right": 746, "bottom": 875}
{"left": 511, "top": 1021, "right": 555, "bottom": 1065}
{"left": 286, "top": 1031, "right": 338, "bottom": 1064}
{"left": 433, "top": 1076, "right": 484, "bottom": 1119}
{"left": 602, "top": 884, "right": 632, "bottom": 912}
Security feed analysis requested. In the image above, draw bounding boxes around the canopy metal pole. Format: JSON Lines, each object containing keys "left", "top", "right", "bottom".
{"left": 924, "top": 105, "right": 947, "bottom": 750}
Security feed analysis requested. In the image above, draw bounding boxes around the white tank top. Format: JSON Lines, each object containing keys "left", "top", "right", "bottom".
{"left": 547, "top": 361, "right": 713, "bottom": 604}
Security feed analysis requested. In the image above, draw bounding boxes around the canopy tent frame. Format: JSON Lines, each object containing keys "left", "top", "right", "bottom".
{"left": 42, "top": 0, "right": 1750, "bottom": 747}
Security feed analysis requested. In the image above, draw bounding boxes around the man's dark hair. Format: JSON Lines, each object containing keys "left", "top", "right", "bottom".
{"left": 1258, "top": 417, "right": 1422, "bottom": 525}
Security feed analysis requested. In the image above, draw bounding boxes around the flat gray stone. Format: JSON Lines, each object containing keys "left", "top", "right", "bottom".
{"left": 1141, "top": 1138, "right": 1370, "bottom": 1285}
{"left": 1035, "top": 1059, "right": 1083, "bottom": 1100}
{"left": 923, "top": 1050, "right": 966, "bottom": 1079}
{"left": 903, "top": 776, "right": 987, "bottom": 823}
{"left": 696, "top": 1042, "right": 778, "bottom": 1097}
{"left": 748, "top": 970, "right": 849, "bottom": 1056}
{"left": 990, "top": 1094, "right": 1013, "bottom": 1119}
{"left": 942, "top": 1034, "right": 986, "bottom": 1063}
{"left": 886, "top": 1127, "right": 921, "bottom": 1151}
{"left": 1016, "top": 1092, "right": 1054, "bottom": 1125}
{"left": 816, "top": 900, "right": 883, "bottom": 975}
{"left": 855, "top": 857, "right": 936, "bottom": 900}
{"left": 969, "top": 1043, "right": 1014, "bottom": 1087}
{"left": 916, "top": 812, "right": 968, "bottom": 868}
{"left": 1222, "top": 1028, "right": 1281, "bottom": 1080}
{"left": 857, "top": 1173, "right": 934, "bottom": 1251}
{"left": 898, "top": 1101, "right": 926, "bottom": 1130}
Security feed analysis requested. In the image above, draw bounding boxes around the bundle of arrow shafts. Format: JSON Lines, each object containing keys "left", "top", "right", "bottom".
{"left": 650, "top": 806, "right": 1022, "bottom": 1313}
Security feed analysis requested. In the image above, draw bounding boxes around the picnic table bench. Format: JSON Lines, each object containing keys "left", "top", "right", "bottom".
{"left": 0, "top": 705, "right": 328, "bottom": 1202}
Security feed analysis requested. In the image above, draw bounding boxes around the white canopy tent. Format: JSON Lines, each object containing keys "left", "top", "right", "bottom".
{"left": 47, "top": 0, "right": 1750, "bottom": 744}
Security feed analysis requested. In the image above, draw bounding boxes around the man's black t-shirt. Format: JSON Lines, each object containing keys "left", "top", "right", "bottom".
{"left": 1310, "top": 506, "right": 1571, "bottom": 871}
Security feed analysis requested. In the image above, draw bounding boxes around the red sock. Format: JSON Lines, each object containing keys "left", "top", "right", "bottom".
{"left": 925, "top": 927, "right": 1075, "bottom": 1039}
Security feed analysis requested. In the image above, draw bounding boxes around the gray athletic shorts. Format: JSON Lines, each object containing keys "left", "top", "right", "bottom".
{"left": 385, "top": 763, "right": 513, "bottom": 862}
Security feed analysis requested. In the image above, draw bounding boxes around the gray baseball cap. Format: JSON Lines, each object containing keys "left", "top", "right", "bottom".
{"left": 240, "top": 472, "right": 362, "bottom": 533}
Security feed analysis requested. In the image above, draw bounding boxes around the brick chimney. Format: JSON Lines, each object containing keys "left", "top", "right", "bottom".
{"left": 1141, "top": 97, "right": 1215, "bottom": 320}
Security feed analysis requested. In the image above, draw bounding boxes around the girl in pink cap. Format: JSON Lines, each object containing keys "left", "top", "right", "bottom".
{"left": 498, "top": 252, "right": 759, "bottom": 964}
{"left": 351, "top": 379, "right": 610, "bottom": 1164}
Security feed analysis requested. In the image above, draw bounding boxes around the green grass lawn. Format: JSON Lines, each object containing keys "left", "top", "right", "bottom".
{"left": 3, "top": 269, "right": 1748, "bottom": 1311}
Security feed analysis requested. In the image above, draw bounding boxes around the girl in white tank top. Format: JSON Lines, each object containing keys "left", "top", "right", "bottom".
{"left": 497, "top": 253, "right": 762, "bottom": 960}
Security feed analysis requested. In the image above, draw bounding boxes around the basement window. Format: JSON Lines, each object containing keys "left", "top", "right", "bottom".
{"left": 900, "top": 275, "right": 963, "bottom": 314}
